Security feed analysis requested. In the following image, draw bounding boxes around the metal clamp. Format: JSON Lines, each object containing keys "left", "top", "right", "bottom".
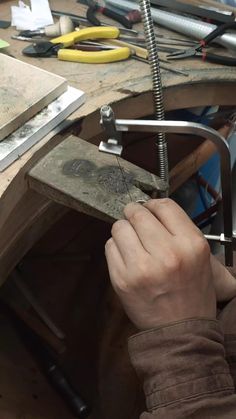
{"left": 99, "top": 105, "right": 123, "bottom": 156}
{"left": 99, "top": 105, "right": 235, "bottom": 266}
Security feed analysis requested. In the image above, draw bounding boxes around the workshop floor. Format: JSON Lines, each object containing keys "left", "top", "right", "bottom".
{"left": 0, "top": 210, "right": 145, "bottom": 419}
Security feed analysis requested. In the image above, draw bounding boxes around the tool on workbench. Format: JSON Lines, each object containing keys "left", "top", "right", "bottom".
{"left": 51, "top": 9, "right": 138, "bottom": 36}
{"left": 74, "top": 41, "right": 119, "bottom": 51}
{"left": 22, "top": 26, "right": 131, "bottom": 63}
{"left": 120, "top": 8, "right": 142, "bottom": 24}
{"left": 79, "top": 38, "right": 188, "bottom": 74}
{"left": 117, "top": 35, "right": 195, "bottom": 48}
{"left": 150, "top": 0, "right": 235, "bottom": 24}
{"left": 98, "top": 36, "right": 148, "bottom": 58}
{"left": 102, "top": 1, "right": 142, "bottom": 24}
{"left": 17, "top": 16, "right": 75, "bottom": 39}
{"left": 106, "top": 0, "right": 236, "bottom": 50}
{"left": 99, "top": 105, "right": 235, "bottom": 266}
{"left": 154, "top": 34, "right": 198, "bottom": 46}
{"left": 168, "top": 22, "right": 236, "bottom": 65}
{"left": 78, "top": 0, "right": 134, "bottom": 29}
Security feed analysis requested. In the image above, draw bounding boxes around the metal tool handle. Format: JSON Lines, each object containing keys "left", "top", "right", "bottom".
{"left": 202, "top": 51, "right": 236, "bottom": 66}
{"left": 101, "top": 7, "right": 133, "bottom": 29}
{"left": 51, "top": 26, "right": 120, "bottom": 47}
{"left": 87, "top": 5, "right": 101, "bottom": 26}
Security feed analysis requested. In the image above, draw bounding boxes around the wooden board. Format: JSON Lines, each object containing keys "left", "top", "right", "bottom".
{"left": 0, "top": 54, "right": 67, "bottom": 141}
{"left": 28, "top": 136, "right": 167, "bottom": 223}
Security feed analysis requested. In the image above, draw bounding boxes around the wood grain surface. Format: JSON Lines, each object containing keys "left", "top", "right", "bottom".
{"left": 28, "top": 136, "right": 167, "bottom": 223}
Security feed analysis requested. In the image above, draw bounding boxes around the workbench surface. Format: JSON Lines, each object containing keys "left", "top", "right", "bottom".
{"left": 0, "top": 0, "right": 236, "bottom": 282}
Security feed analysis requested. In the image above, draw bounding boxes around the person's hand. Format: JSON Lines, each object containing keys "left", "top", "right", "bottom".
{"left": 105, "top": 199, "right": 216, "bottom": 330}
{"left": 211, "top": 254, "right": 236, "bottom": 301}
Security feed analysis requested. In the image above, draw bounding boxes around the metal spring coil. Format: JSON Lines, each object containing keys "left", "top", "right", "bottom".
{"left": 139, "top": 0, "right": 169, "bottom": 188}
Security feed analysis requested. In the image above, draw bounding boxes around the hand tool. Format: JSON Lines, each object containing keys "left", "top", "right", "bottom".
{"left": 105, "top": 3, "right": 142, "bottom": 24}
{"left": 22, "top": 26, "right": 131, "bottom": 64}
{"left": 81, "top": 37, "right": 188, "bottom": 72}
{"left": 17, "top": 16, "right": 75, "bottom": 39}
{"left": 106, "top": 0, "right": 236, "bottom": 50}
{"left": 99, "top": 37, "right": 148, "bottom": 59}
{"left": 150, "top": 0, "right": 235, "bottom": 24}
{"left": 74, "top": 41, "right": 119, "bottom": 51}
{"left": 118, "top": 38, "right": 182, "bottom": 53}
{"left": 167, "top": 22, "right": 236, "bottom": 65}
{"left": 79, "top": 0, "right": 133, "bottom": 29}
{"left": 118, "top": 34, "right": 199, "bottom": 47}
{"left": 99, "top": 105, "right": 234, "bottom": 266}
{"left": 51, "top": 9, "right": 138, "bottom": 36}
{"left": 123, "top": 9, "right": 142, "bottom": 24}
{"left": 154, "top": 34, "right": 198, "bottom": 45}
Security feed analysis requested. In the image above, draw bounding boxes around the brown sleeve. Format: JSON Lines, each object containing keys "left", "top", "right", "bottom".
{"left": 128, "top": 319, "right": 236, "bottom": 419}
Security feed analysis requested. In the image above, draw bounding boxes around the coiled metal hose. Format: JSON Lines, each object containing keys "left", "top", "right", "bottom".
{"left": 139, "top": 0, "right": 169, "bottom": 189}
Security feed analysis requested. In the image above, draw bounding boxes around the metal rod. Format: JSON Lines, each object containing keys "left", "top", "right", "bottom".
{"left": 139, "top": 0, "right": 169, "bottom": 188}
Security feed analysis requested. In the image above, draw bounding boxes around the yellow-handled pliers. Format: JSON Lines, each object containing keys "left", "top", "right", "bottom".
{"left": 22, "top": 26, "right": 131, "bottom": 64}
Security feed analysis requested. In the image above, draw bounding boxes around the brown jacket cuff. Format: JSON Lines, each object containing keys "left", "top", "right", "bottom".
{"left": 128, "top": 319, "right": 234, "bottom": 412}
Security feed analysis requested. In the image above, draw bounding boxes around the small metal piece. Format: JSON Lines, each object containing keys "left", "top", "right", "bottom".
{"left": 99, "top": 105, "right": 123, "bottom": 155}
{"left": 204, "top": 233, "right": 236, "bottom": 250}
{"left": 23, "top": 41, "right": 61, "bottom": 57}
{"left": 99, "top": 140, "right": 123, "bottom": 156}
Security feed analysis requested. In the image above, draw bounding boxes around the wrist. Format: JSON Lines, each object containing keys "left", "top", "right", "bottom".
{"left": 128, "top": 318, "right": 233, "bottom": 412}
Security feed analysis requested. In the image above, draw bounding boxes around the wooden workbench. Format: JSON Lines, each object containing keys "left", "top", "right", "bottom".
{"left": 1, "top": 0, "right": 236, "bottom": 282}
{"left": 1, "top": 1, "right": 236, "bottom": 418}
{"left": 1, "top": 0, "right": 236, "bottom": 283}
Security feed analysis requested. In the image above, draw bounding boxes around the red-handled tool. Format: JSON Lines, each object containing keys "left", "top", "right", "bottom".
{"left": 167, "top": 22, "right": 236, "bottom": 66}
{"left": 81, "top": 0, "right": 133, "bottom": 29}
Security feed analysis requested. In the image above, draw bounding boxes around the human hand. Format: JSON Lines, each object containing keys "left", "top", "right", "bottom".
{"left": 105, "top": 199, "right": 216, "bottom": 330}
{"left": 211, "top": 254, "right": 236, "bottom": 301}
